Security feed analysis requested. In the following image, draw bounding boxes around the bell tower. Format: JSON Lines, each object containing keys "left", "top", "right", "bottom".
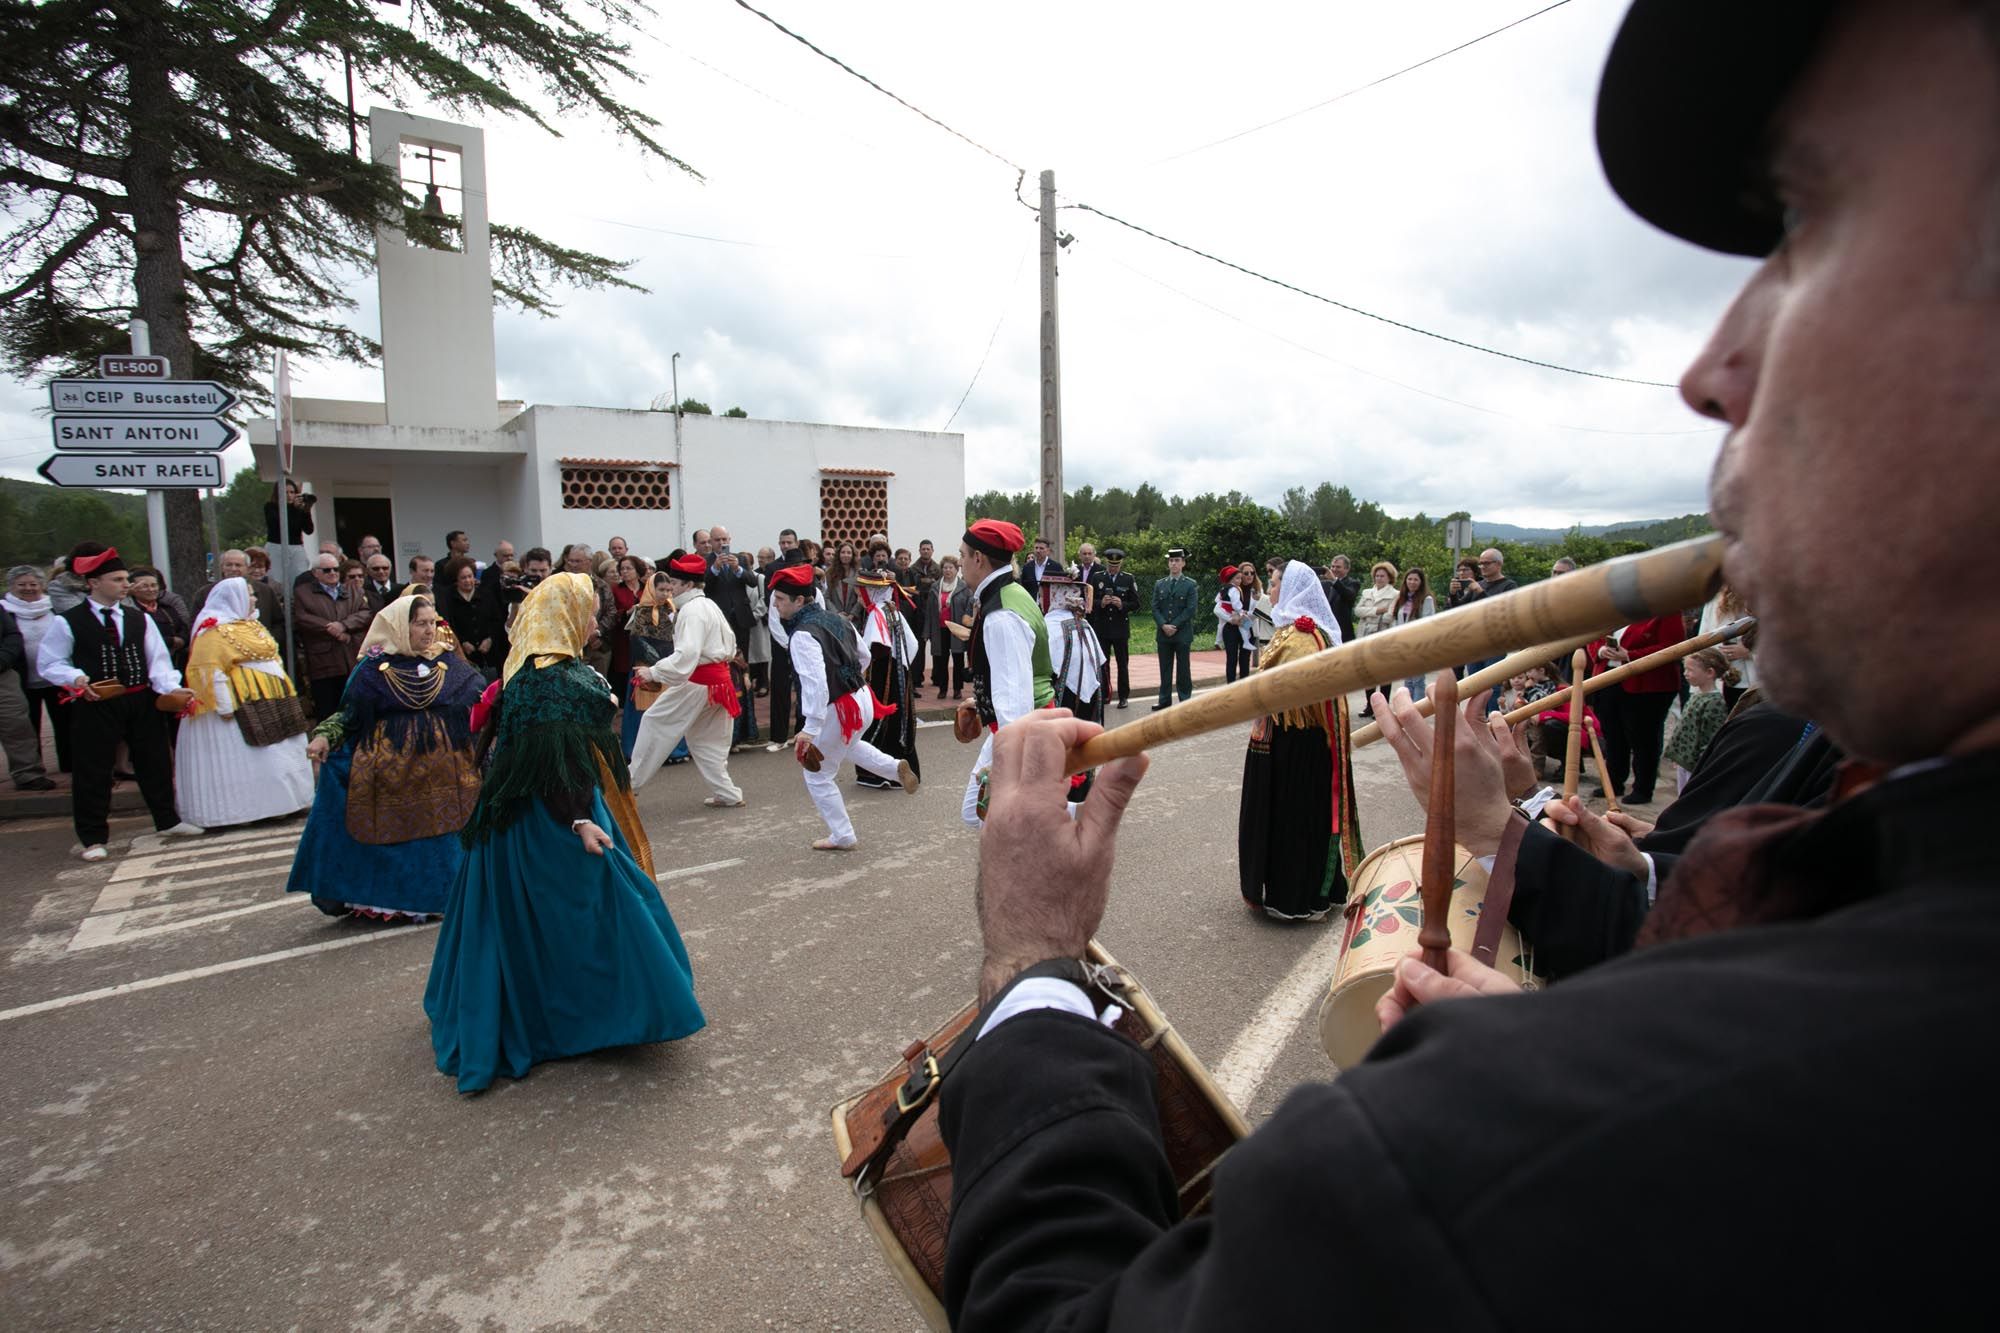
{"left": 368, "top": 109, "right": 499, "bottom": 430}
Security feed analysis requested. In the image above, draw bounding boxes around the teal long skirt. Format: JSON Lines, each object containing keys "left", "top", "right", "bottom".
{"left": 423, "top": 792, "right": 706, "bottom": 1093}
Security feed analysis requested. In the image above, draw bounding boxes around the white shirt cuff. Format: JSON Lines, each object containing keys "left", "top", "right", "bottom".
{"left": 1642, "top": 852, "right": 1660, "bottom": 905}
{"left": 976, "top": 978, "right": 1120, "bottom": 1039}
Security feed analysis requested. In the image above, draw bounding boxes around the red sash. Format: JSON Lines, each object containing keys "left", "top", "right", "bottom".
{"left": 833, "top": 687, "right": 897, "bottom": 742}
{"left": 689, "top": 661, "right": 742, "bottom": 717}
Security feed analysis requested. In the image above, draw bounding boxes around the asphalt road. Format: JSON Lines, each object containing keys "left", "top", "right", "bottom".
{"left": 0, "top": 700, "right": 1446, "bottom": 1330}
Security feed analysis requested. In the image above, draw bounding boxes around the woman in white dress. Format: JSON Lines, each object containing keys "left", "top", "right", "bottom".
{"left": 175, "top": 578, "right": 314, "bottom": 828}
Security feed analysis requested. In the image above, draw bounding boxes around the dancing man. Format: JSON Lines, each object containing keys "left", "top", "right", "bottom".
{"left": 33, "top": 542, "right": 202, "bottom": 859}
{"left": 767, "top": 565, "right": 915, "bottom": 850}
{"left": 629, "top": 552, "right": 744, "bottom": 807}
{"left": 955, "top": 519, "right": 1052, "bottom": 827}
{"left": 854, "top": 566, "right": 922, "bottom": 791}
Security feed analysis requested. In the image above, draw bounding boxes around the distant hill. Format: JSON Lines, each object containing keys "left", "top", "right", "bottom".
{"left": 1471, "top": 514, "right": 1710, "bottom": 545}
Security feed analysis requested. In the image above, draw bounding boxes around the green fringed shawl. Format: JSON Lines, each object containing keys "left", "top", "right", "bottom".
{"left": 461, "top": 659, "right": 630, "bottom": 846}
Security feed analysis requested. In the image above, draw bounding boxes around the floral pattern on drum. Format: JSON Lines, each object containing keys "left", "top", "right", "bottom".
{"left": 1344, "top": 874, "right": 1467, "bottom": 952}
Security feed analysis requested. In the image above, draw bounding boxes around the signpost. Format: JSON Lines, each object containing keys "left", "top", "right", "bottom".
{"left": 38, "top": 453, "right": 225, "bottom": 489}
{"left": 97, "top": 353, "right": 169, "bottom": 379}
{"left": 49, "top": 379, "right": 239, "bottom": 415}
{"left": 50, "top": 416, "right": 241, "bottom": 452}
{"left": 42, "top": 320, "right": 239, "bottom": 585}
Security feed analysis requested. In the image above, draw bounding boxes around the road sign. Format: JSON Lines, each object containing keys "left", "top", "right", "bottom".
{"left": 1445, "top": 518, "right": 1475, "bottom": 549}
{"left": 51, "top": 415, "right": 239, "bottom": 452}
{"left": 38, "top": 453, "right": 225, "bottom": 488}
{"left": 48, "top": 378, "right": 241, "bottom": 416}
{"left": 98, "top": 354, "right": 169, "bottom": 379}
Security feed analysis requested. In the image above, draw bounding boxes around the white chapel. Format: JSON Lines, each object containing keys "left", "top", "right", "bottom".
{"left": 246, "top": 109, "right": 965, "bottom": 565}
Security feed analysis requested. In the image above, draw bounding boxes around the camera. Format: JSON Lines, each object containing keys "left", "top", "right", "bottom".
{"left": 501, "top": 570, "right": 543, "bottom": 604}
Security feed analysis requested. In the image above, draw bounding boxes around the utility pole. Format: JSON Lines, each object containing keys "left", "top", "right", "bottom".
{"left": 1037, "top": 169, "right": 1065, "bottom": 559}
{"left": 671, "top": 351, "right": 685, "bottom": 552}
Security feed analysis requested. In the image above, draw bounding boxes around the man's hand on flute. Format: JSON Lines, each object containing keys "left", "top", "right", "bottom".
{"left": 976, "top": 709, "right": 1150, "bottom": 1005}
{"left": 1538, "top": 797, "right": 1649, "bottom": 878}
{"left": 1371, "top": 674, "right": 1518, "bottom": 858}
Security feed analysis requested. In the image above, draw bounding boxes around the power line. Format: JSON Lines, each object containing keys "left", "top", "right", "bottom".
{"left": 1149, "top": 1, "right": 1576, "bottom": 167}
{"left": 1072, "top": 201, "right": 1679, "bottom": 388}
{"left": 728, "top": 0, "right": 1024, "bottom": 173}
{"left": 942, "top": 238, "right": 1033, "bottom": 431}
{"left": 1097, "top": 252, "right": 1714, "bottom": 438}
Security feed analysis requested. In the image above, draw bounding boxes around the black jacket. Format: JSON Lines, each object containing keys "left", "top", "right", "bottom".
{"left": 940, "top": 751, "right": 2000, "bottom": 1331}
{"left": 0, "top": 608, "right": 22, "bottom": 676}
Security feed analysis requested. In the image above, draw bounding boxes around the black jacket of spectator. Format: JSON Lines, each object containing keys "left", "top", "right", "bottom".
{"left": 1322, "top": 574, "right": 1359, "bottom": 643}
{"left": 263, "top": 495, "right": 315, "bottom": 544}
{"left": 937, "top": 750, "right": 2000, "bottom": 1332}
{"left": 705, "top": 555, "right": 755, "bottom": 643}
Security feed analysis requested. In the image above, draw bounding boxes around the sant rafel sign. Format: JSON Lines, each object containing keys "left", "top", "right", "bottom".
{"left": 39, "top": 356, "right": 242, "bottom": 490}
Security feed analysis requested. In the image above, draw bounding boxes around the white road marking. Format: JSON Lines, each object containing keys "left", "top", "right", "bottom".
{"left": 0, "top": 924, "right": 438, "bottom": 1024}
{"left": 93, "top": 854, "right": 295, "bottom": 910}
{"left": 657, "top": 858, "right": 744, "bottom": 882}
{"left": 68, "top": 894, "right": 306, "bottom": 951}
{"left": 1209, "top": 922, "right": 1348, "bottom": 1113}
{"left": 108, "top": 840, "right": 295, "bottom": 883}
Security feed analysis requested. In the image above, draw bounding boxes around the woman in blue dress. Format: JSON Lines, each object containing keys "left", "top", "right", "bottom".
{"left": 287, "top": 594, "right": 483, "bottom": 921}
{"left": 424, "top": 572, "right": 705, "bottom": 1094}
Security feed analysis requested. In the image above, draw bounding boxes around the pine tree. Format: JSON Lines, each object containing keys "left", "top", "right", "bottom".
{"left": 0, "top": 0, "right": 696, "bottom": 586}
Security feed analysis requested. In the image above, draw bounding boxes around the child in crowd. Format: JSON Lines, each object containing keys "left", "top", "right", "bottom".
{"left": 1663, "top": 648, "right": 1738, "bottom": 792}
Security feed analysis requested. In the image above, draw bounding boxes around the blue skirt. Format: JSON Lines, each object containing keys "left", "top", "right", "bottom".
{"left": 621, "top": 691, "right": 689, "bottom": 765}
{"left": 422, "top": 792, "right": 705, "bottom": 1093}
{"left": 285, "top": 745, "right": 461, "bottom": 917}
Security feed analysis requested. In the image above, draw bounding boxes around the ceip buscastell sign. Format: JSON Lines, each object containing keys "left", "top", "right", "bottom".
{"left": 48, "top": 378, "right": 239, "bottom": 415}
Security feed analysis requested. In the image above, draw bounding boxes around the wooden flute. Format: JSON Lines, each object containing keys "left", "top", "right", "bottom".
{"left": 1064, "top": 535, "right": 1726, "bottom": 774}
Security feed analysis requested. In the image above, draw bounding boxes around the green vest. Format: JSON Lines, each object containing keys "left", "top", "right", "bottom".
{"left": 997, "top": 580, "right": 1057, "bottom": 710}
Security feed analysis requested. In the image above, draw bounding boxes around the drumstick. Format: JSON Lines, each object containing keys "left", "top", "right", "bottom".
{"left": 1584, "top": 717, "right": 1621, "bottom": 813}
{"left": 1064, "top": 536, "right": 1725, "bottom": 774}
{"left": 1348, "top": 631, "right": 1604, "bottom": 748}
{"left": 1496, "top": 616, "right": 1755, "bottom": 730}
{"left": 1419, "top": 671, "right": 1457, "bottom": 975}
{"left": 1562, "top": 649, "right": 1588, "bottom": 819}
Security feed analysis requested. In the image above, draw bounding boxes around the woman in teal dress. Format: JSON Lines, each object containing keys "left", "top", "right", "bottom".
{"left": 287, "top": 595, "right": 484, "bottom": 920}
{"left": 424, "top": 572, "right": 705, "bottom": 1094}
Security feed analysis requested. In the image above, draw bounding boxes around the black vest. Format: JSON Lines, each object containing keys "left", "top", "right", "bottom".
{"left": 64, "top": 603, "right": 149, "bottom": 689}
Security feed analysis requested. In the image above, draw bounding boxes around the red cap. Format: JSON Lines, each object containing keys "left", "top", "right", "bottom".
{"left": 1219, "top": 565, "right": 1238, "bottom": 582}
{"left": 667, "top": 553, "right": 708, "bottom": 578}
{"left": 768, "top": 565, "right": 815, "bottom": 594}
{"left": 963, "top": 519, "right": 1025, "bottom": 558}
{"left": 71, "top": 545, "right": 122, "bottom": 576}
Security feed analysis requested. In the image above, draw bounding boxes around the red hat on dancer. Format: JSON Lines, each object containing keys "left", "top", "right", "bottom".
{"left": 667, "top": 552, "right": 708, "bottom": 579}
{"left": 1220, "top": 565, "right": 1238, "bottom": 582}
{"left": 69, "top": 542, "right": 125, "bottom": 578}
{"left": 768, "top": 564, "right": 815, "bottom": 595}
{"left": 962, "top": 519, "right": 1024, "bottom": 561}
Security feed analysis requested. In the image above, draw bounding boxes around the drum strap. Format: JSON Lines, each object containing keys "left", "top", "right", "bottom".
{"left": 1470, "top": 815, "right": 1528, "bottom": 967}
{"left": 840, "top": 957, "right": 1098, "bottom": 1190}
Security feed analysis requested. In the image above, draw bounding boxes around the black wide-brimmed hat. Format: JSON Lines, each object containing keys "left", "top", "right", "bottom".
{"left": 1596, "top": 0, "right": 1838, "bottom": 257}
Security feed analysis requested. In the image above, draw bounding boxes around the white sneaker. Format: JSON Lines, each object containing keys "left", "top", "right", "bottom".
{"left": 79, "top": 845, "right": 108, "bottom": 862}
{"left": 160, "top": 821, "right": 206, "bottom": 838}
{"left": 764, "top": 742, "right": 785, "bottom": 754}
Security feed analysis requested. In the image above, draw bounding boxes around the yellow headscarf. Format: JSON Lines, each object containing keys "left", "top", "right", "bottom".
{"left": 358, "top": 591, "right": 447, "bottom": 660}
{"left": 501, "top": 572, "right": 598, "bottom": 684}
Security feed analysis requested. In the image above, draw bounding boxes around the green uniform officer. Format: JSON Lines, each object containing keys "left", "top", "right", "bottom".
{"left": 1151, "top": 547, "right": 1198, "bottom": 710}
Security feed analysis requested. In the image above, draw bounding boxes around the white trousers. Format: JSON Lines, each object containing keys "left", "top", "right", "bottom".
{"left": 630, "top": 681, "right": 742, "bottom": 803}
{"left": 961, "top": 732, "right": 994, "bottom": 829}
{"left": 805, "top": 692, "right": 901, "bottom": 846}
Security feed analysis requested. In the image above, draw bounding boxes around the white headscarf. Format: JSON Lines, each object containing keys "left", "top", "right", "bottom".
{"left": 193, "top": 576, "right": 253, "bottom": 632}
{"left": 1272, "top": 560, "right": 1339, "bottom": 643}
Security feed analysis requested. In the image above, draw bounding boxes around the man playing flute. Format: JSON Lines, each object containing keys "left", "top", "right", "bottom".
{"left": 937, "top": 2, "right": 2000, "bottom": 1326}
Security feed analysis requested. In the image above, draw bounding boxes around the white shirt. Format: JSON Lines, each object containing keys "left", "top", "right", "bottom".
{"left": 36, "top": 597, "right": 182, "bottom": 694}
{"left": 862, "top": 589, "right": 918, "bottom": 666}
{"left": 643, "top": 589, "right": 735, "bottom": 687}
{"left": 1214, "top": 587, "right": 1248, "bottom": 626}
{"left": 975, "top": 566, "right": 1036, "bottom": 727}
{"left": 789, "top": 630, "right": 837, "bottom": 738}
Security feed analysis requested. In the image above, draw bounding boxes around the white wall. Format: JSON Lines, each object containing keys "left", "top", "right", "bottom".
{"left": 510, "top": 408, "right": 964, "bottom": 560}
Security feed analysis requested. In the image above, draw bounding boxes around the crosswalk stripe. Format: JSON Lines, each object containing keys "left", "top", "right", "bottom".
{"left": 0, "top": 924, "right": 439, "bottom": 1023}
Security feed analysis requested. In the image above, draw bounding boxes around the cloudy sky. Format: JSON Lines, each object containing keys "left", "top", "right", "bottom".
{"left": 0, "top": 0, "right": 1755, "bottom": 527}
